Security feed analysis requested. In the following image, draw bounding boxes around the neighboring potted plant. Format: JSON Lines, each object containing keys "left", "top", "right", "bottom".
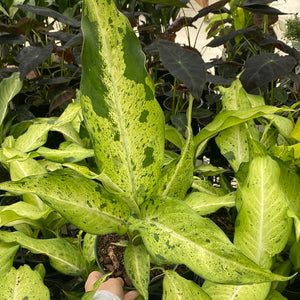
{"left": 0, "top": 0, "right": 299, "bottom": 299}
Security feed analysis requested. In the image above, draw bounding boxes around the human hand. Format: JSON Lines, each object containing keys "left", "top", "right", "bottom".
{"left": 85, "top": 271, "right": 140, "bottom": 300}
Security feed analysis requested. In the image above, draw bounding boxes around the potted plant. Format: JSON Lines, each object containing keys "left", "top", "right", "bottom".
{"left": 0, "top": 0, "right": 299, "bottom": 299}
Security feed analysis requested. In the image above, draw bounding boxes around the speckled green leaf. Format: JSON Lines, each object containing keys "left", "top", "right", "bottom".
{"left": 124, "top": 243, "right": 150, "bottom": 300}
{"left": 0, "top": 230, "right": 86, "bottom": 276}
{"left": 216, "top": 125, "right": 250, "bottom": 172}
{"left": 0, "top": 241, "right": 19, "bottom": 273}
{"left": 0, "top": 265, "right": 50, "bottom": 300}
{"left": 157, "top": 127, "right": 194, "bottom": 199}
{"left": 202, "top": 280, "right": 270, "bottom": 300}
{"left": 37, "top": 142, "right": 94, "bottom": 163}
{"left": 128, "top": 197, "right": 292, "bottom": 284}
{"left": 234, "top": 156, "right": 292, "bottom": 269}
{"left": 0, "top": 72, "right": 22, "bottom": 127}
{"left": 0, "top": 172, "right": 131, "bottom": 235}
{"left": 162, "top": 270, "right": 211, "bottom": 300}
{"left": 185, "top": 191, "right": 236, "bottom": 215}
{"left": 80, "top": 0, "right": 164, "bottom": 206}
{"left": 194, "top": 106, "right": 287, "bottom": 148}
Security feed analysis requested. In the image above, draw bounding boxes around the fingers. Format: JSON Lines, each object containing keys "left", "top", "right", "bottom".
{"left": 85, "top": 271, "right": 103, "bottom": 292}
{"left": 98, "top": 277, "right": 124, "bottom": 299}
{"left": 124, "top": 290, "right": 140, "bottom": 300}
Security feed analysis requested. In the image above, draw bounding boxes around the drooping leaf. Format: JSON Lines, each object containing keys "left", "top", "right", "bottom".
{"left": 16, "top": 43, "right": 53, "bottom": 80}
{"left": 202, "top": 280, "right": 270, "bottom": 300}
{"left": 128, "top": 196, "right": 293, "bottom": 284}
{"left": 37, "top": 142, "right": 94, "bottom": 163}
{"left": 185, "top": 191, "right": 236, "bottom": 215}
{"left": 0, "top": 72, "right": 23, "bottom": 127}
{"left": 0, "top": 201, "right": 52, "bottom": 227}
{"left": 0, "top": 230, "right": 86, "bottom": 276}
{"left": 194, "top": 105, "right": 286, "bottom": 148}
{"left": 0, "top": 265, "right": 50, "bottom": 299}
{"left": 165, "top": 125, "right": 185, "bottom": 149}
{"left": 240, "top": 53, "right": 296, "bottom": 92}
{"left": 124, "top": 243, "right": 150, "bottom": 300}
{"left": 163, "top": 270, "right": 211, "bottom": 300}
{"left": 15, "top": 4, "right": 80, "bottom": 27}
{"left": 0, "top": 241, "right": 19, "bottom": 273}
{"left": 80, "top": 0, "right": 165, "bottom": 206}
{"left": 239, "top": 3, "right": 287, "bottom": 15}
{"left": 234, "top": 156, "right": 292, "bottom": 269}
{"left": 0, "top": 172, "right": 131, "bottom": 235}
{"left": 156, "top": 39, "right": 206, "bottom": 100}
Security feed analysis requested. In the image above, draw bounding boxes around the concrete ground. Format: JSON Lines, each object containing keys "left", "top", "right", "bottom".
{"left": 175, "top": 0, "right": 300, "bottom": 62}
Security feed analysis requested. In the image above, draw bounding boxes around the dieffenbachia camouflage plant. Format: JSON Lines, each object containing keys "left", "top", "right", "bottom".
{"left": 0, "top": 0, "right": 299, "bottom": 299}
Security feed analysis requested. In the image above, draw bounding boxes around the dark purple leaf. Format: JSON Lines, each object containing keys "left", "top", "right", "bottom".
{"left": 239, "top": 4, "right": 288, "bottom": 15}
{"left": 206, "top": 27, "right": 255, "bottom": 48}
{"left": 0, "top": 34, "right": 25, "bottom": 45}
{"left": 240, "top": 53, "right": 296, "bottom": 92}
{"left": 192, "top": 0, "right": 230, "bottom": 22}
{"left": 16, "top": 43, "right": 53, "bottom": 80}
{"left": 15, "top": 5, "right": 80, "bottom": 27}
{"left": 157, "top": 39, "right": 207, "bottom": 99}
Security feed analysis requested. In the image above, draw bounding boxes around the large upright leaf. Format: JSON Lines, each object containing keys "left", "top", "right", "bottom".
{"left": 80, "top": 0, "right": 164, "bottom": 206}
{"left": 0, "top": 265, "right": 50, "bottom": 300}
{"left": 0, "top": 72, "right": 22, "bottom": 126}
{"left": 234, "top": 156, "right": 292, "bottom": 269}
{"left": 0, "top": 231, "right": 86, "bottom": 276}
{"left": 128, "top": 197, "right": 292, "bottom": 284}
{"left": 0, "top": 172, "right": 131, "bottom": 235}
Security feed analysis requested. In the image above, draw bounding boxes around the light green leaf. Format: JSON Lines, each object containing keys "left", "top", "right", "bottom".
{"left": 80, "top": 0, "right": 164, "bottom": 205}
{"left": 0, "top": 201, "right": 52, "bottom": 227}
{"left": 0, "top": 72, "right": 23, "bottom": 127}
{"left": 234, "top": 156, "right": 292, "bottom": 268}
{"left": 194, "top": 164, "right": 229, "bottom": 177}
{"left": 289, "top": 117, "right": 300, "bottom": 141}
{"left": 128, "top": 197, "right": 292, "bottom": 284}
{"left": 0, "top": 231, "right": 86, "bottom": 276}
{"left": 14, "top": 122, "right": 53, "bottom": 152}
{"left": 82, "top": 234, "right": 96, "bottom": 267}
{"left": 9, "top": 157, "right": 47, "bottom": 181}
{"left": 0, "top": 265, "right": 50, "bottom": 300}
{"left": 63, "top": 163, "right": 123, "bottom": 194}
{"left": 54, "top": 102, "right": 81, "bottom": 127}
{"left": 37, "top": 142, "right": 94, "bottom": 163}
{"left": 185, "top": 191, "right": 236, "bottom": 215}
{"left": 216, "top": 124, "right": 250, "bottom": 172}
{"left": 163, "top": 270, "right": 211, "bottom": 300}
{"left": 52, "top": 122, "right": 84, "bottom": 145}
{"left": 194, "top": 106, "right": 288, "bottom": 148}
{"left": 192, "top": 177, "right": 226, "bottom": 196}
{"left": 265, "top": 114, "right": 294, "bottom": 138}
{"left": 124, "top": 243, "right": 150, "bottom": 300}
{"left": 165, "top": 125, "right": 185, "bottom": 149}
{"left": 0, "top": 241, "right": 19, "bottom": 273}
{"left": 0, "top": 172, "right": 130, "bottom": 235}
{"left": 202, "top": 280, "right": 270, "bottom": 300}
{"left": 157, "top": 127, "right": 194, "bottom": 199}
